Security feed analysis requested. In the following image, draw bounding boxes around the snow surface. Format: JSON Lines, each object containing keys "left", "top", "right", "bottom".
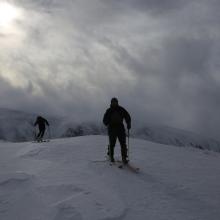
{"left": 0, "top": 135, "right": 220, "bottom": 220}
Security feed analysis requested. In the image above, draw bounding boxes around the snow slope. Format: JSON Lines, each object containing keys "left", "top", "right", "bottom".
{"left": 0, "top": 135, "right": 219, "bottom": 220}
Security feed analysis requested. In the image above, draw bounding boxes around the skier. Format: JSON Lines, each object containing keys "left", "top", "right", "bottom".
{"left": 103, "top": 98, "right": 131, "bottom": 164}
{"left": 34, "top": 116, "right": 50, "bottom": 142}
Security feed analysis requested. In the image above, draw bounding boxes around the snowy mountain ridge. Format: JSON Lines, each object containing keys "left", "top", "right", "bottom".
{"left": 0, "top": 108, "right": 219, "bottom": 152}
{"left": 135, "top": 125, "right": 220, "bottom": 152}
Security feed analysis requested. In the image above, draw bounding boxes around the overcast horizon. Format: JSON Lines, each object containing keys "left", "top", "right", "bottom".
{"left": 0, "top": 0, "right": 220, "bottom": 139}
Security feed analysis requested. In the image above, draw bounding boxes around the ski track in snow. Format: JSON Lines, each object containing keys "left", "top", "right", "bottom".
{"left": 0, "top": 135, "right": 220, "bottom": 220}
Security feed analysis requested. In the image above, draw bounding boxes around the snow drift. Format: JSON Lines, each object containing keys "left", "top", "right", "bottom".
{"left": 0, "top": 135, "right": 219, "bottom": 220}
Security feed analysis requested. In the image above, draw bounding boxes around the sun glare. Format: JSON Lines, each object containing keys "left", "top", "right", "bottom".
{"left": 0, "top": 2, "right": 21, "bottom": 28}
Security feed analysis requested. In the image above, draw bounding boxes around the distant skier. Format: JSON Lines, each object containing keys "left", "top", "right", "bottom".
{"left": 103, "top": 98, "right": 131, "bottom": 164}
{"left": 34, "top": 116, "right": 49, "bottom": 141}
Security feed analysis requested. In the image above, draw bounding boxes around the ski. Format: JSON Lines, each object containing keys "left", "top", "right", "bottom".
{"left": 32, "top": 139, "right": 50, "bottom": 143}
{"left": 108, "top": 160, "right": 140, "bottom": 173}
{"left": 116, "top": 160, "right": 140, "bottom": 173}
{"left": 92, "top": 157, "right": 140, "bottom": 173}
{"left": 91, "top": 160, "right": 116, "bottom": 168}
{"left": 91, "top": 159, "right": 108, "bottom": 163}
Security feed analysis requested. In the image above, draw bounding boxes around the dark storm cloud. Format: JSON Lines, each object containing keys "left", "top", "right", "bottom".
{"left": 0, "top": 0, "right": 220, "bottom": 139}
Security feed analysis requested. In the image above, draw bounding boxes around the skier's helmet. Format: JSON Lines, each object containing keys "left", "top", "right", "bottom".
{"left": 111, "top": 97, "right": 118, "bottom": 103}
{"left": 111, "top": 97, "right": 118, "bottom": 107}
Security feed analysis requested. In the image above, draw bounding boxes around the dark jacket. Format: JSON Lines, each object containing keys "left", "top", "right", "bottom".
{"left": 103, "top": 105, "right": 131, "bottom": 129}
{"left": 34, "top": 116, "right": 49, "bottom": 130}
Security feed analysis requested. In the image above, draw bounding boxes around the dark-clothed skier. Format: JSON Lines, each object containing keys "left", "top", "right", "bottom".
{"left": 103, "top": 98, "right": 131, "bottom": 164}
{"left": 34, "top": 116, "right": 49, "bottom": 141}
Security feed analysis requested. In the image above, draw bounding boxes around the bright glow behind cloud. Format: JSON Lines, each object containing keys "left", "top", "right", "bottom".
{"left": 0, "top": 2, "right": 22, "bottom": 29}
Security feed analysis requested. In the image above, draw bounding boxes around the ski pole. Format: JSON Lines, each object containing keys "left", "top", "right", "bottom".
{"left": 33, "top": 126, "right": 36, "bottom": 141}
{"left": 127, "top": 129, "right": 130, "bottom": 161}
{"left": 34, "top": 126, "right": 38, "bottom": 141}
{"left": 48, "top": 126, "right": 51, "bottom": 140}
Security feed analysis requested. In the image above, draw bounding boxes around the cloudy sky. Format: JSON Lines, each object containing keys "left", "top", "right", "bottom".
{"left": 0, "top": 0, "right": 220, "bottom": 138}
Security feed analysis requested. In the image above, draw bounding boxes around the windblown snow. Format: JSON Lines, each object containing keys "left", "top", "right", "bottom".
{"left": 0, "top": 135, "right": 220, "bottom": 220}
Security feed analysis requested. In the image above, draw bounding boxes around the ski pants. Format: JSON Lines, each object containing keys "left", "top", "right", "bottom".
{"left": 37, "top": 126, "right": 45, "bottom": 139}
{"left": 108, "top": 125, "right": 127, "bottom": 161}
